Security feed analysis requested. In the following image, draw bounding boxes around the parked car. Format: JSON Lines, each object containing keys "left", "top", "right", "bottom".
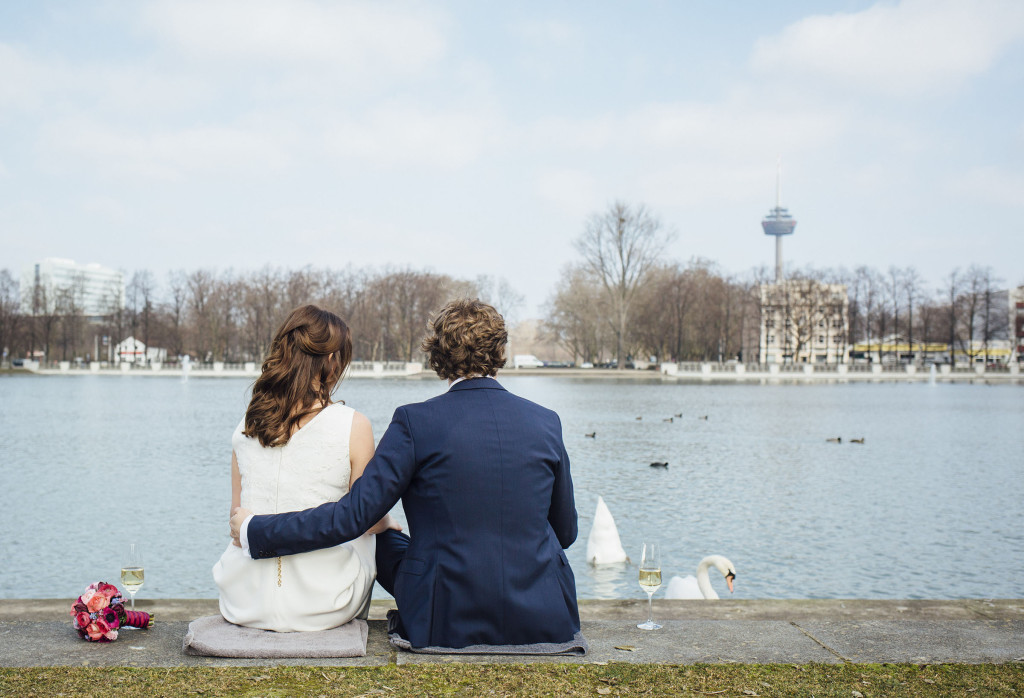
{"left": 513, "top": 354, "right": 545, "bottom": 369}
{"left": 542, "top": 360, "right": 574, "bottom": 368}
{"left": 601, "top": 359, "right": 635, "bottom": 369}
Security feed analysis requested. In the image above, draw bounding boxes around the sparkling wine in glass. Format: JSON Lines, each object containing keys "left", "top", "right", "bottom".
{"left": 121, "top": 543, "right": 145, "bottom": 612}
{"left": 637, "top": 542, "right": 662, "bottom": 630}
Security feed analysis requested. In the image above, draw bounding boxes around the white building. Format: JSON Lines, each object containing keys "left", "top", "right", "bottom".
{"left": 20, "top": 258, "right": 124, "bottom": 319}
{"left": 759, "top": 280, "right": 849, "bottom": 364}
{"left": 114, "top": 336, "right": 166, "bottom": 364}
{"left": 1010, "top": 285, "right": 1024, "bottom": 364}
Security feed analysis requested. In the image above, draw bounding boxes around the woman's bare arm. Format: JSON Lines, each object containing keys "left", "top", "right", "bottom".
{"left": 231, "top": 450, "right": 241, "bottom": 512}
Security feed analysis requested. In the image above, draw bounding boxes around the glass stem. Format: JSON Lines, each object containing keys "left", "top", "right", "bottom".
{"left": 130, "top": 592, "right": 135, "bottom": 611}
{"left": 646, "top": 591, "right": 654, "bottom": 625}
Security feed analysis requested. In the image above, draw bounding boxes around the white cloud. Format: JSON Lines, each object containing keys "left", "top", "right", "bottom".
{"left": 536, "top": 169, "right": 599, "bottom": 218}
{"left": 39, "top": 119, "right": 293, "bottom": 180}
{"left": 525, "top": 99, "right": 847, "bottom": 165}
{"left": 80, "top": 196, "right": 131, "bottom": 223}
{"left": 324, "top": 104, "right": 499, "bottom": 170}
{"left": 948, "top": 166, "right": 1024, "bottom": 207}
{"left": 526, "top": 116, "right": 614, "bottom": 152}
{"left": 142, "top": 0, "right": 447, "bottom": 78}
{"left": 0, "top": 43, "right": 59, "bottom": 112}
{"left": 637, "top": 163, "right": 772, "bottom": 209}
{"left": 511, "top": 19, "right": 585, "bottom": 79}
{"left": 751, "top": 0, "right": 1024, "bottom": 96}
{"left": 0, "top": 41, "right": 211, "bottom": 116}
{"left": 512, "top": 19, "right": 582, "bottom": 47}
{"left": 622, "top": 101, "right": 847, "bottom": 158}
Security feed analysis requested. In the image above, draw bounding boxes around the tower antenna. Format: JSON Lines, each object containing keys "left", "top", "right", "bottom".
{"left": 776, "top": 156, "right": 782, "bottom": 208}
{"left": 761, "top": 159, "right": 796, "bottom": 283}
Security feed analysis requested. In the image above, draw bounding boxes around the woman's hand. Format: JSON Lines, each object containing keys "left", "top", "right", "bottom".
{"left": 229, "top": 506, "right": 253, "bottom": 547}
{"left": 367, "top": 514, "right": 403, "bottom": 535}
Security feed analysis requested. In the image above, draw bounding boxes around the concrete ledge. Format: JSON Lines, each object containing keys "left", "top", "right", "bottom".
{"left": 2, "top": 600, "right": 1023, "bottom": 667}
{"left": 5, "top": 599, "right": 1023, "bottom": 623}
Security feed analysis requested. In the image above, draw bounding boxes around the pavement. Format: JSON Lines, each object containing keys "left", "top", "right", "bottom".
{"left": 1, "top": 599, "right": 1022, "bottom": 667}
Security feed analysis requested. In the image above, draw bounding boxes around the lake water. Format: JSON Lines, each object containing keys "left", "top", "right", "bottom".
{"left": 2, "top": 373, "right": 1022, "bottom": 601}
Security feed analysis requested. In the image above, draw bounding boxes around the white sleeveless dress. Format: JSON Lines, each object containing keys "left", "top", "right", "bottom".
{"left": 213, "top": 403, "right": 376, "bottom": 632}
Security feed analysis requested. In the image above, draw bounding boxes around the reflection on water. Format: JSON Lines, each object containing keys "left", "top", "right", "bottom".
{"left": 588, "top": 561, "right": 633, "bottom": 599}
{"left": 2, "top": 374, "right": 1022, "bottom": 600}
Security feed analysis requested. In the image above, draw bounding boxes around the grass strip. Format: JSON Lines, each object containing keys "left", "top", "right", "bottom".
{"left": 2, "top": 663, "right": 1023, "bottom": 697}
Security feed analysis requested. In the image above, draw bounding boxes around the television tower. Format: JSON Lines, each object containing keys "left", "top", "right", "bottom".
{"left": 761, "top": 161, "right": 796, "bottom": 282}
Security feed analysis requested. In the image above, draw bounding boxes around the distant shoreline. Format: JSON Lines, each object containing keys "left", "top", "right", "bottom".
{"left": 3, "top": 365, "right": 1021, "bottom": 384}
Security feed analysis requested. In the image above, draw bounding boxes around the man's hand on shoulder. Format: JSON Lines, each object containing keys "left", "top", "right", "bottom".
{"left": 230, "top": 506, "right": 253, "bottom": 547}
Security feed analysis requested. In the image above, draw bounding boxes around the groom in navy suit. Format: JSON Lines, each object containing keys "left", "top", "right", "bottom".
{"left": 231, "top": 299, "right": 580, "bottom": 649}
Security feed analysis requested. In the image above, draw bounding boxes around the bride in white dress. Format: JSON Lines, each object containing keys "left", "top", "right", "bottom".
{"left": 213, "top": 304, "right": 397, "bottom": 632}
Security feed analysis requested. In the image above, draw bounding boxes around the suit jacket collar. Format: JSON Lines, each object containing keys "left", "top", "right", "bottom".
{"left": 447, "top": 376, "right": 506, "bottom": 392}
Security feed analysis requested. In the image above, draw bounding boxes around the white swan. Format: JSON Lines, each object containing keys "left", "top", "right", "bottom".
{"left": 664, "top": 555, "right": 736, "bottom": 599}
{"left": 585, "top": 496, "right": 629, "bottom": 565}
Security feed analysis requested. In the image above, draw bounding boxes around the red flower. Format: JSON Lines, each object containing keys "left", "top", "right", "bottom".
{"left": 85, "top": 622, "right": 105, "bottom": 641}
{"left": 101, "top": 607, "right": 120, "bottom": 629}
{"left": 74, "top": 611, "right": 92, "bottom": 629}
{"left": 97, "top": 583, "right": 119, "bottom": 599}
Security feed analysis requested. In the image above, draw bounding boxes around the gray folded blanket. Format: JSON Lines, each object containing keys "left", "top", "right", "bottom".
{"left": 183, "top": 615, "right": 368, "bottom": 658}
{"left": 386, "top": 611, "right": 588, "bottom": 656}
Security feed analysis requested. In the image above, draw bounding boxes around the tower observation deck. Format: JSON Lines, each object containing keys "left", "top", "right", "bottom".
{"left": 761, "top": 163, "right": 796, "bottom": 282}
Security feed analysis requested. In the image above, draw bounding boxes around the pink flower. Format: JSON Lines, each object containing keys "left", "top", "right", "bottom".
{"left": 104, "top": 629, "right": 118, "bottom": 641}
{"left": 101, "top": 607, "right": 120, "bottom": 629}
{"left": 86, "top": 593, "right": 109, "bottom": 613}
{"left": 74, "top": 611, "right": 92, "bottom": 629}
{"left": 80, "top": 589, "right": 96, "bottom": 605}
{"left": 85, "top": 622, "right": 105, "bottom": 641}
{"left": 97, "top": 583, "right": 119, "bottom": 599}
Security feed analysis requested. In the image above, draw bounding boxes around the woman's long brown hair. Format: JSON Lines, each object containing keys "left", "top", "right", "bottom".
{"left": 243, "top": 304, "right": 353, "bottom": 447}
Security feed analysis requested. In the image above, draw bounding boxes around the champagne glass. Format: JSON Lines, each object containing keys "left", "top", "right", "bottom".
{"left": 637, "top": 542, "right": 662, "bottom": 630}
{"left": 121, "top": 543, "right": 145, "bottom": 612}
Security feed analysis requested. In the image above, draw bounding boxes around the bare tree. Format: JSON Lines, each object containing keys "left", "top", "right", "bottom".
{"left": 856, "top": 267, "right": 885, "bottom": 364}
{"left": 979, "top": 268, "right": 1006, "bottom": 364}
{"left": 27, "top": 271, "right": 58, "bottom": 364}
{"left": 0, "top": 270, "right": 22, "bottom": 364}
{"left": 186, "top": 269, "right": 217, "bottom": 362}
{"left": 99, "top": 280, "right": 126, "bottom": 363}
{"left": 574, "top": 202, "right": 674, "bottom": 369}
{"left": 129, "top": 271, "right": 157, "bottom": 364}
{"left": 240, "top": 266, "right": 285, "bottom": 361}
{"left": 943, "top": 268, "right": 962, "bottom": 364}
{"left": 961, "top": 265, "right": 987, "bottom": 364}
{"left": 886, "top": 266, "right": 904, "bottom": 363}
{"left": 210, "top": 270, "right": 239, "bottom": 363}
{"left": 476, "top": 275, "right": 526, "bottom": 328}
{"left": 902, "top": 267, "right": 924, "bottom": 365}
{"left": 54, "top": 273, "right": 86, "bottom": 361}
{"left": 543, "top": 265, "right": 608, "bottom": 364}
{"left": 167, "top": 271, "right": 189, "bottom": 359}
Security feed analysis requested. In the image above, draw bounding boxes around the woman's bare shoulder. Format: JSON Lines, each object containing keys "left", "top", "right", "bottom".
{"left": 350, "top": 410, "right": 373, "bottom": 436}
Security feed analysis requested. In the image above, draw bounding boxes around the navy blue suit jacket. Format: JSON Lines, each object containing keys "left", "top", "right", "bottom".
{"left": 246, "top": 377, "right": 580, "bottom": 648}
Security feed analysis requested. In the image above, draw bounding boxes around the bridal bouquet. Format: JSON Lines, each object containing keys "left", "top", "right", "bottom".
{"left": 70, "top": 581, "right": 153, "bottom": 642}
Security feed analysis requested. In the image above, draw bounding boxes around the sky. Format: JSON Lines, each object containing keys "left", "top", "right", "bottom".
{"left": 2, "top": 0, "right": 1023, "bottom": 316}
